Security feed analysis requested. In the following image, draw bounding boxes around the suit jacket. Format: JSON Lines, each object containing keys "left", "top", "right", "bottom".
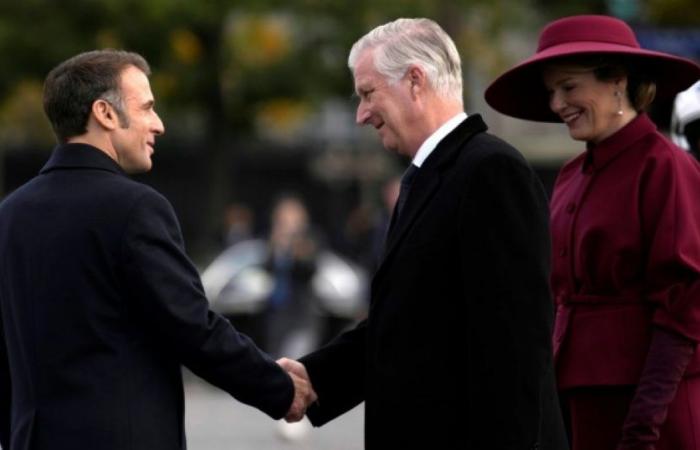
{"left": 0, "top": 144, "right": 293, "bottom": 450}
{"left": 300, "top": 115, "right": 568, "bottom": 449}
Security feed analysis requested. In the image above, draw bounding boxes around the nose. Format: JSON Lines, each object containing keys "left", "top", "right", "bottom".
{"left": 152, "top": 111, "right": 165, "bottom": 136}
{"left": 549, "top": 91, "right": 565, "bottom": 114}
{"left": 356, "top": 102, "right": 371, "bottom": 126}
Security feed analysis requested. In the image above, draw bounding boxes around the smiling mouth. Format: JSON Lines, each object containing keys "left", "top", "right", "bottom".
{"left": 562, "top": 111, "right": 583, "bottom": 125}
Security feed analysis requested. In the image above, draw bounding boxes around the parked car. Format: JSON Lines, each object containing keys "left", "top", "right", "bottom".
{"left": 200, "top": 238, "right": 369, "bottom": 350}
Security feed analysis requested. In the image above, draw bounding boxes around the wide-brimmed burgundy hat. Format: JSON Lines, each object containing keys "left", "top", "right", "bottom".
{"left": 485, "top": 15, "right": 700, "bottom": 122}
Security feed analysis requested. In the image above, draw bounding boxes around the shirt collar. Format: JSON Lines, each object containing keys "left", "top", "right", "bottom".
{"left": 583, "top": 113, "right": 656, "bottom": 172}
{"left": 412, "top": 112, "right": 467, "bottom": 168}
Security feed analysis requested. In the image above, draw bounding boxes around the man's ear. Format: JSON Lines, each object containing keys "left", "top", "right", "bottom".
{"left": 91, "top": 99, "right": 118, "bottom": 131}
{"left": 406, "top": 65, "right": 427, "bottom": 99}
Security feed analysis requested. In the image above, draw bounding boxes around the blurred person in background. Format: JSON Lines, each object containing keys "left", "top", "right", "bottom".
{"left": 0, "top": 49, "right": 315, "bottom": 450}
{"left": 341, "top": 175, "right": 400, "bottom": 273}
{"left": 222, "top": 202, "right": 255, "bottom": 248}
{"left": 263, "top": 194, "right": 320, "bottom": 359}
{"left": 486, "top": 14, "right": 700, "bottom": 450}
{"left": 672, "top": 80, "right": 700, "bottom": 161}
{"left": 369, "top": 175, "right": 401, "bottom": 268}
{"left": 278, "top": 18, "right": 566, "bottom": 449}
{"left": 263, "top": 194, "right": 322, "bottom": 441}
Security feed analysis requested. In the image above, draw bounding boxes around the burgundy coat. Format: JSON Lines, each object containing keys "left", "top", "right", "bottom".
{"left": 551, "top": 114, "right": 700, "bottom": 389}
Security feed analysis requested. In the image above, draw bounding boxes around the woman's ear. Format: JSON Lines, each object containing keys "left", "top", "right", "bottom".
{"left": 614, "top": 75, "right": 629, "bottom": 95}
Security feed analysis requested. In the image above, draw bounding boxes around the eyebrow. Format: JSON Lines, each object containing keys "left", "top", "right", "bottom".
{"left": 546, "top": 76, "right": 575, "bottom": 88}
{"left": 354, "top": 85, "right": 374, "bottom": 98}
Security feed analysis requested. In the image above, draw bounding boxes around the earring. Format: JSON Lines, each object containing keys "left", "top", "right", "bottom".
{"left": 615, "top": 91, "right": 623, "bottom": 116}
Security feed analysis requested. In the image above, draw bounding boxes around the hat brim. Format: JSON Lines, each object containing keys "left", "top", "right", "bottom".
{"left": 485, "top": 42, "right": 700, "bottom": 123}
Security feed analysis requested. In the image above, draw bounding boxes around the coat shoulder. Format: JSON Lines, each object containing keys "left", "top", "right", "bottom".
{"left": 449, "top": 130, "right": 534, "bottom": 185}
{"left": 461, "top": 131, "right": 529, "bottom": 166}
{"left": 0, "top": 169, "right": 167, "bottom": 226}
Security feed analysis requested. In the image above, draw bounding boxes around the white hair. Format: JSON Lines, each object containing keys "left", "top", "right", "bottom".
{"left": 348, "top": 18, "right": 463, "bottom": 104}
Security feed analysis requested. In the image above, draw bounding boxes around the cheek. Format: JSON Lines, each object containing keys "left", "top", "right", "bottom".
{"left": 589, "top": 101, "right": 607, "bottom": 123}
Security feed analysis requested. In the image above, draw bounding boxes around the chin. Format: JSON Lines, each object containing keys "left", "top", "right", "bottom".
{"left": 381, "top": 141, "right": 398, "bottom": 153}
{"left": 567, "top": 129, "right": 589, "bottom": 143}
{"left": 140, "top": 161, "right": 153, "bottom": 173}
{"left": 125, "top": 161, "right": 153, "bottom": 174}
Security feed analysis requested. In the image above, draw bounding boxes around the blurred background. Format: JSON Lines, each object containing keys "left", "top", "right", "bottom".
{"left": 0, "top": 0, "right": 698, "bottom": 448}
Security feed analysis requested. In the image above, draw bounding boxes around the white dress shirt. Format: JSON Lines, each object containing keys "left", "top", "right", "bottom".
{"left": 412, "top": 112, "right": 467, "bottom": 168}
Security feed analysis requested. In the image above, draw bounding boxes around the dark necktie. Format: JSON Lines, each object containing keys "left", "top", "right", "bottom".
{"left": 382, "top": 164, "right": 419, "bottom": 253}
{"left": 395, "top": 164, "right": 419, "bottom": 221}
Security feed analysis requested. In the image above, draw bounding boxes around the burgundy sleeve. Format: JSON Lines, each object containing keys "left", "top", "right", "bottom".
{"left": 645, "top": 149, "right": 700, "bottom": 341}
{"left": 618, "top": 327, "right": 696, "bottom": 450}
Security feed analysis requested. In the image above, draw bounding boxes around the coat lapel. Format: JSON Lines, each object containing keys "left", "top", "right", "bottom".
{"left": 372, "top": 114, "right": 488, "bottom": 285}
{"left": 381, "top": 168, "right": 440, "bottom": 263}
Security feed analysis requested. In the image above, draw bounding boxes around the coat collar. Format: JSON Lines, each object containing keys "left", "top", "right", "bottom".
{"left": 40, "top": 143, "right": 126, "bottom": 176}
{"left": 375, "top": 114, "right": 488, "bottom": 275}
{"left": 419, "top": 113, "right": 488, "bottom": 173}
{"left": 582, "top": 113, "right": 656, "bottom": 173}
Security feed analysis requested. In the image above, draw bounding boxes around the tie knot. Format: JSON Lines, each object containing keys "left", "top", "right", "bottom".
{"left": 393, "top": 164, "right": 419, "bottom": 223}
{"left": 401, "top": 164, "right": 419, "bottom": 187}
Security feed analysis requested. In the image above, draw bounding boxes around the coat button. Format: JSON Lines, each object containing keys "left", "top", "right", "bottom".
{"left": 566, "top": 202, "right": 575, "bottom": 213}
{"left": 559, "top": 247, "right": 567, "bottom": 257}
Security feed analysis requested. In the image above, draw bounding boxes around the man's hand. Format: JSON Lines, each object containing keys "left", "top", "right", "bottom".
{"left": 278, "top": 357, "right": 312, "bottom": 382}
{"left": 278, "top": 358, "right": 317, "bottom": 422}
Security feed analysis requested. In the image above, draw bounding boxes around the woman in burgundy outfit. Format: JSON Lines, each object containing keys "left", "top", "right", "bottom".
{"left": 486, "top": 15, "right": 700, "bottom": 450}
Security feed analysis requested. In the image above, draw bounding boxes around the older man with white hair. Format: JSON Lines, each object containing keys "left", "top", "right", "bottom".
{"left": 279, "top": 18, "right": 567, "bottom": 449}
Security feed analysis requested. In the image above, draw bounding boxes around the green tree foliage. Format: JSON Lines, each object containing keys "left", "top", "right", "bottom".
{"left": 0, "top": 0, "right": 545, "bottom": 144}
{"left": 0, "top": 0, "right": 543, "bottom": 246}
{"left": 647, "top": 0, "right": 700, "bottom": 26}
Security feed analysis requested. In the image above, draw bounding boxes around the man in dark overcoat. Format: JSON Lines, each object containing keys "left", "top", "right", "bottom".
{"left": 279, "top": 18, "right": 568, "bottom": 449}
{"left": 0, "top": 49, "right": 315, "bottom": 450}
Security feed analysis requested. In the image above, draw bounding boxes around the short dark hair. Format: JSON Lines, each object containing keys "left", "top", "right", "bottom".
{"left": 43, "top": 49, "right": 150, "bottom": 142}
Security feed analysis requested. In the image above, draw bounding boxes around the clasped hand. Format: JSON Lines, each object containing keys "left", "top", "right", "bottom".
{"left": 278, "top": 357, "right": 318, "bottom": 422}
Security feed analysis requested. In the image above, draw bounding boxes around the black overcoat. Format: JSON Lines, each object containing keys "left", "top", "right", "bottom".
{"left": 301, "top": 115, "right": 568, "bottom": 449}
{"left": 0, "top": 144, "right": 293, "bottom": 450}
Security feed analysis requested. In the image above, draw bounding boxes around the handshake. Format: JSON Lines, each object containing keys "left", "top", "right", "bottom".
{"left": 278, "top": 357, "right": 318, "bottom": 422}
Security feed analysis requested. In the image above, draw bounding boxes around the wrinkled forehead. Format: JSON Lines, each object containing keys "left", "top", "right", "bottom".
{"left": 354, "top": 55, "right": 394, "bottom": 97}
{"left": 352, "top": 49, "right": 378, "bottom": 79}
